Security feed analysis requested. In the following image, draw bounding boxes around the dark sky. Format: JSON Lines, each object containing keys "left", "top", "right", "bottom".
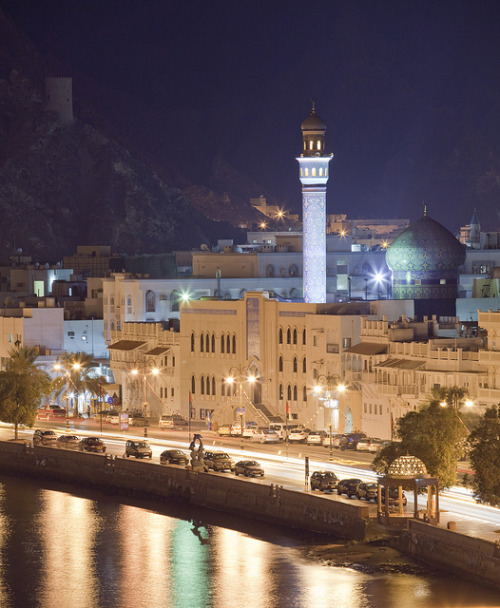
{"left": 2, "top": 0, "right": 500, "bottom": 230}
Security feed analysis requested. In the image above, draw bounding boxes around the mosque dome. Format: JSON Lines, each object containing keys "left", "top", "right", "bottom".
{"left": 386, "top": 214, "right": 466, "bottom": 273}
{"left": 301, "top": 106, "right": 326, "bottom": 132}
{"left": 387, "top": 455, "right": 428, "bottom": 478}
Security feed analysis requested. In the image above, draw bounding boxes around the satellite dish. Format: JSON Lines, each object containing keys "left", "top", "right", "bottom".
{"left": 200, "top": 243, "right": 209, "bottom": 251}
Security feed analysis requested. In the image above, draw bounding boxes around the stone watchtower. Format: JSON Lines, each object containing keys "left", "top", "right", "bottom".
{"left": 296, "top": 103, "right": 332, "bottom": 303}
{"left": 45, "top": 77, "right": 74, "bottom": 125}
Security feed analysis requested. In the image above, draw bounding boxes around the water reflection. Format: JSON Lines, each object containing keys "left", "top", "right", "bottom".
{"left": 0, "top": 475, "right": 498, "bottom": 608}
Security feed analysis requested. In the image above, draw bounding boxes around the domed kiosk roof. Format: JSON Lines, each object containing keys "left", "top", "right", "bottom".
{"left": 387, "top": 455, "right": 428, "bottom": 478}
{"left": 386, "top": 213, "right": 466, "bottom": 273}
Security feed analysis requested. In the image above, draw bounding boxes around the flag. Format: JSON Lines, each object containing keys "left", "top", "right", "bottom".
{"left": 286, "top": 401, "right": 290, "bottom": 420}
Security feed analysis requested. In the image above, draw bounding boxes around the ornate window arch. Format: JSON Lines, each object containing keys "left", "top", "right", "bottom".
{"left": 221, "top": 334, "right": 225, "bottom": 353}
{"left": 232, "top": 334, "right": 236, "bottom": 354}
{"left": 170, "top": 290, "right": 181, "bottom": 312}
{"left": 200, "top": 335, "right": 204, "bottom": 352}
{"left": 293, "top": 357, "right": 297, "bottom": 373}
{"left": 191, "top": 375, "right": 196, "bottom": 394}
{"left": 279, "top": 328, "right": 283, "bottom": 344}
{"left": 287, "top": 385, "right": 292, "bottom": 400}
{"left": 279, "top": 356, "right": 283, "bottom": 372}
{"left": 287, "top": 328, "right": 291, "bottom": 344}
{"left": 146, "top": 290, "right": 156, "bottom": 313}
{"left": 279, "top": 384, "right": 283, "bottom": 400}
{"left": 293, "top": 328, "right": 297, "bottom": 344}
{"left": 293, "top": 385, "right": 298, "bottom": 401}
{"left": 211, "top": 334, "right": 215, "bottom": 353}
{"left": 302, "top": 357, "right": 307, "bottom": 373}
{"left": 265, "top": 264, "right": 274, "bottom": 277}
{"left": 206, "top": 375, "right": 210, "bottom": 395}
{"left": 190, "top": 332, "right": 195, "bottom": 352}
{"left": 302, "top": 386, "right": 307, "bottom": 401}
{"left": 201, "top": 377, "right": 205, "bottom": 395}
{"left": 212, "top": 376, "right": 216, "bottom": 395}
{"left": 227, "top": 335, "right": 231, "bottom": 353}
{"left": 205, "top": 334, "right": 210, "bottom": 352}
{"left": 302, "top": 328, "right": 306, "bottom": 345}
{"left": 289, "top": 264, "right": 298, "bottom": 277}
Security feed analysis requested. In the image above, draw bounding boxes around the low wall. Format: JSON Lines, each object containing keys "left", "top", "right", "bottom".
{"left": 397, "top": 519, "right": 500, "bottom": 591}
{"left": 0, "top": 441, "right": 369, "bottom": 540}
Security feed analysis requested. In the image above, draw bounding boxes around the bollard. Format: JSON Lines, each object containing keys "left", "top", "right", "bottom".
{"left": 447, "top": 521, "right": 456, "bottom": 531}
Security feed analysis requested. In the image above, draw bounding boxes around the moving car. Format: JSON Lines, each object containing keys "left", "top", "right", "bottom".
{"left": 356, "top": 438, "right": 386, "bottom": 452}
{"left": 125, "top": 440, "right": 152, "bottom": 459}
{"left": 217, "top": 425, "right": 232, "bottom": 437}
{"left": 33, "top": 429, "right": 57, "bottom": 446}
{"left": 56, "top": 434, "right": 80, "bottom": 450}
{"left": 356, "top": 482, "right": 379, "bottom": 501}
{"left": 79, "top": 437, "right": 106, "bottom": 453}
{"left": 203, "top": 451, "right": 234, "bottom": 472}
{"left": 306, "top": 430, "right": 326, "bottom": 445}
{"left": 310, "top": 470, "right": 338, "bottom": 491}
{"left": 251, "top": 428, "right": 280, "bottom": 444}
{"left": 160, "top": 449, "right": 189, "bottom": 466}
{"left": 337, "top": 478, "right": 363, "bottom": 498}
{"left": 234, "top": 460, "right": 264, "bottom": 477}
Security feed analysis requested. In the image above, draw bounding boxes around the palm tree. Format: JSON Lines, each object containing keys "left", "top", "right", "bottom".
{"left": 52, "top": 352, "right": 107, "bottom": 417}
{"left": 0, "top": 346, "right": 51, "bottom": 439}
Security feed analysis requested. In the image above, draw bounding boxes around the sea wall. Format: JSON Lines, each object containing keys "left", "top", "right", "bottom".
{"left": 397, "top": 519, "right": 500, "bottom": 590}
{"left": 0, "top": 441, "right": 369, "bottom": 540}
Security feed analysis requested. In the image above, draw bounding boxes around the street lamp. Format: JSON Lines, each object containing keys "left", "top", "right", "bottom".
{"left": 314, "top": 374, "right": 346, "bottom": 462}
{"left": 225, "top": 366, "right": 257, "bottom": 449}
{"left": 130, "top": 360, "right": 160, "bottom": 437}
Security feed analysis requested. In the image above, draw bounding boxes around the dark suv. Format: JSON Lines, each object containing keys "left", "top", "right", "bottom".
{"left": 339, "top": 433, "right": 368, "bottom": 450}
{"left": 33, "top": 429, "right": 57, "bottom": 446}
{"left": 125, "top": 440, "right": 152, "bottom": 459}
{"left": 203, "top": 451, "right": 234, "bottom": 472}
{"left": 310, "top": 471, "right": 338, "bottom": 492}
{"left": 337, "top": 478, "right": 363, "bottom": 497}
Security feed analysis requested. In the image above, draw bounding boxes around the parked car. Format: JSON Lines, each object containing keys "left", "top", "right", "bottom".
{"left": 356, "top": 438, "right": 387, "bottom": 452}
{"left": 337, "top": 478, "right": 363, "bottom": 497}
{"left": 125, "top": 440, "right": 152, "bottom": 459}
{"left": 322, "top": 433, "right": 343, "bottom": 448}
{"left": 56, "top": 434, "right": 80, "bottom": 450}
{"left": 234, "top": 460, "right": 264, "bottom": 477}
{"left": 50, "top": 405, "right": 67, "bottom": 418}
{"left": 310, "top": 470, "right": 338, "bottom": 491}
{"left": 159, "top": 414, "right": 188, "bottom": 428}
{"left": 129, "top": 415, "right": 154, "bottom": 427}
{"left": 242, "top": 426, "right": 258, "bottom": 439}
{"left": 339, "top": 433, "right": 368, "bottom": 450}
{"left": 79, "top": 437, "right": 106, "bottom": 453}
{"left": 381, "top": 487, "right": 407, "bottom": 507}
{"left": 203, "top": 451, "right": 234, "bottom": 472}
{"left": 217, "top": 425, "right": 232, "bottom": 436}
{"left": 107, "top": 413, "right": 120, "bottom": 424}
{"left": 288, "top": 428, "right": 309, "bottom": 443}
{"left": 33, "top": 429, "right": 57, "bottom": 446}
{"left": 251, "top": 428, "right": 280, "bottom": 444}
{"left": 269, "top": 423, "right": 302, "bottom": 440}
{"left": 306, "top": 430, "right": 326, "bottom": 445}
{"left": 356, "top": 482, "right": 379, "bottom": 501}
{"left": 160, "top": 449, "right": 189, "bottom": 466}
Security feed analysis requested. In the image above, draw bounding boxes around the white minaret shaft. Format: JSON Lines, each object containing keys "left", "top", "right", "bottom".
{"left": 297, "top": 104, "right": 332, "bottom": 303}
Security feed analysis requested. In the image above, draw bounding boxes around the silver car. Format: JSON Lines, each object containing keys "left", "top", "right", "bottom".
{"left": 56, "top": 434, "right": 80, "bottom": 450}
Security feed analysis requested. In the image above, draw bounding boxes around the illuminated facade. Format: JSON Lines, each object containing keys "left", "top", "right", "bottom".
{"left": 297, "top": 104, "right": 332, "bottom": 303}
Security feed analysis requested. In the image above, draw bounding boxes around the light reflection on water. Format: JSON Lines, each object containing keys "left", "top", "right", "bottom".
{"left": 0, "top": 475, "right": 498, "bottom": 608}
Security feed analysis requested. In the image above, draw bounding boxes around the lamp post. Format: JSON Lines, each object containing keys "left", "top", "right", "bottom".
{"left": 314, "top": 373, "right": 346, "bottom": 462}
{"left": 53, "top": 358, "right": 82, "bottom": 428}
{"left": 225, "top": 366, "right": 256, "bottom": 450}
{"left": 130, "top": 360, "right": 160, "bottom": 437}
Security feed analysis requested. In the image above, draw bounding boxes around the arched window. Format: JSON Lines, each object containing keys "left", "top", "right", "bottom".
{"left": 221, "top": 334, "right": 225, "bottom": 353}
{"left": 279, "top": 328, "right": 283, "bottom": 344}
{"left": 303, "top": 328, "right": 306, "bottom": 345}
{"left": 287, "top": 385, "right": 292, "bottom": 400}
{"left": 265, "top": 264, "right": 274, "bottom": 277}
{"left": 127, "top": 297, "right": 132, "bottom": 306}
{"left": 279, "top": 384, "right": 283, "bottom": 400}
{"left": 302, "top": 357, "right": 307, "bottom": 373}
{"left": 212, "top": 377, "right": 216, "bottom": 395}
{"left": 289, "top": 264, "right": 298, "bottom": 277}
{"left": 293, "top": 385, "right": 298, "bottom": 401}
{"left": 146, "top": 290, "right": 156, "bottom": 313}
{"left": 205, "top": 334, "right": 210, "bottom": 352}
{"left": 221, "top": 381, "right": 226, "bottom": 397}
{"left": 287, "top": 328, "right": 291, "bottom": 344}
{"left": 110, "top": 321, "right": 115, "bottom": 331}
{"left": 200, "top": 335, "right": 204, "bottom": 352}
{"left": 190, "top": 333, "right": 195, "bottom": 352}
{"left": 325, "top": 168, "right": 328, "bottom": 177}
{"left": 206, "top": 376, "right": 210, "bottom": 395}
{"left": 232, "top": 335, "right": 236, "bottom": 354}
{"left": 279, "top": 356, "right": 283, "bottom": 372}
{"left": 191, "top": 376, "right": 196, "bottom": 394}
{"left": 311, "top": 167, "right": 316, "bottom": 177}
{"left": 303, "top": 386, "right": 307, "bottom": 401}
{"left": 170, "top": 290, "right": 181, "bottom": 312}
{"left": 293, "top": 357, "right": 297, "bottom": 373}
{"left": 211, "top": 334, "right": 215, "bottom": 353}
{"left": 293, "top": 328, "right": 297, "bottom": 344}
{"left": 227, "top": 335, "right": 231, "bottom": 353}
{"left": 319, "top": 167, "right": 323, "bottom": 177}
{"left": 309, "top": 141, "right": 313, "bottom": 150}
{"left": 110, "top": 297, "right": 115, "bottom": 307}
{"left": 201, "top": 377, "right": 205, "bottom": 395}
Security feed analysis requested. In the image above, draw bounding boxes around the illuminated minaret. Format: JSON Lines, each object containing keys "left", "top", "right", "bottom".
{"left": 297, "top": 103, "right": 332, "bottom": 303}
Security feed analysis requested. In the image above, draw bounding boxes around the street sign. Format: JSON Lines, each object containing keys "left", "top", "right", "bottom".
{"left": 107, "top": 397, "right": 113, "bottom": 405}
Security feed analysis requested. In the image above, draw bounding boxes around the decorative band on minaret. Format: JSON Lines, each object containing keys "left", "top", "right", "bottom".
{"left": 297, "top": 103, "right": 332, "bottom": 303}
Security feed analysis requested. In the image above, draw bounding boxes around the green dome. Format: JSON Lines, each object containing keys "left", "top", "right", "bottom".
{"left": 386, "top": 215, "right": 465, "bottom": 273}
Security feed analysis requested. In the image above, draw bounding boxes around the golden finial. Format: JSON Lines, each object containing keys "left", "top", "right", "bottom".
{"left": 311, "top": 98, "right": 316, "bottom": 114}
{"left": 423, "top": 202, "right": 427, "bottom": 217}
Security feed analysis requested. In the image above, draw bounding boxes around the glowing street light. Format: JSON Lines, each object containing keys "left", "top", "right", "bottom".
{"left": 314, "top": 374, "right": 346, "bottom": 461}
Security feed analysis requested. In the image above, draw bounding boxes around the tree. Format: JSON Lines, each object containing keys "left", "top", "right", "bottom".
{"left": 373, "top": 388, "right": 469, "bottom": 488}
{"left": 0, "top": 346, "right": 51, "bottom": 439}
{"left": 51, "top": 352, "right": 107, "bottom": 416}
{"left": 468, "top": 405, "right": 500, "bottom": 507}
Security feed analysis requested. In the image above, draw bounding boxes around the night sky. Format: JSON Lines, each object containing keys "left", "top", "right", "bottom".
{"left": 2, "top": 0, "right": 500, "bottom": 232}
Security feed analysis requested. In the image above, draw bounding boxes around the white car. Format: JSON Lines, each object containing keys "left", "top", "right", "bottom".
{"left": 251, "top": 429, "right": 280, "bottom": 444}
{"left": 288, "top": 429, "right": 308, "bottom": 443}
{"left": 322, "top": 433, "right": 343, "bottom": 448}
{"left": 306, "top": 431, "right": 326, "bottom": 445}
{"left": 356, "top": 438, "right": 387, "bottom": 452}
{"left": 242, "top": 427, "right": 258, "bottom": 439}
